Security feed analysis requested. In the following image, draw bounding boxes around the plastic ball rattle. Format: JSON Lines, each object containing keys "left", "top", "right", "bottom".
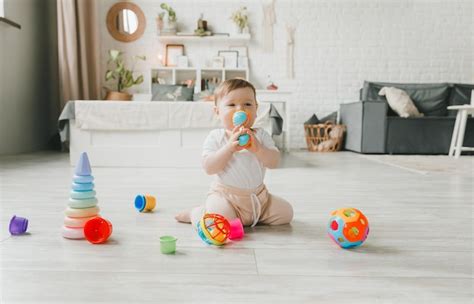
{"left": 232, "top": 110, "right": 252, "bottom": 148}
{"left": 327, "top": 207, "right": 369, "bottom": 249}
{"left": 197, "top": 213, "right": 231, "bottom": 246}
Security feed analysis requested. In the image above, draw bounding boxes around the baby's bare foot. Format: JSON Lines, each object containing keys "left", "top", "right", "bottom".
{"left": 175, "top": 210, "right": 191, "bottom": 223}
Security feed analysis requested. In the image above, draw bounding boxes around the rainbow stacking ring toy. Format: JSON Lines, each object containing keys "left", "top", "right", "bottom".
{"left": 62, "top": 152, "right": 100, "bottom": 240}
{"left": 327, "top": 207, "right": 369, "bottom": 249}
{"left": 197, "top": 213, "right": 231, "bottom": 246}
{"left": 9, "top": 215, "right": 29, "bottom": 235}
{"left": 134, "top": 194, "right": 156, "bottom": 212}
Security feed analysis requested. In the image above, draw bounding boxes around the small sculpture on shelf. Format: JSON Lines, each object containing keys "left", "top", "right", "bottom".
{"left": 195, "top": 13, "right": 211, "bottom": 37}
{"left": 266, "top": 75, "right": 278, "bottom": 90}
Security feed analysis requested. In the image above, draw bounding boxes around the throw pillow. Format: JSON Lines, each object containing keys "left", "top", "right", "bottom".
{"left": 378, "top": 87, "right": 424, "bottom": 118}
{"left": 304, "top": 114, "right": 320, "bottom": 125}
{"left": 151, "top": 84, "right": 194, "bottom": 101}
{"left": 320, "top": 111, "right": 338, "bottom": 124}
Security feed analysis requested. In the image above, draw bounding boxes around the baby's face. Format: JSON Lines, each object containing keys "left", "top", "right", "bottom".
{"left": 215, "top": 87, "right": 257, "bottom": 130}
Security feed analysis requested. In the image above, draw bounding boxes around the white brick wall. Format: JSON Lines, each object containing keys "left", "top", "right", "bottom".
{"left": 100, "top": 0, "right": 473, "bottom": 149}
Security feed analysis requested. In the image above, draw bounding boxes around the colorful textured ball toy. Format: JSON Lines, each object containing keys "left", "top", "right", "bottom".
{"left": 232, "top": 110, "right": 252, "bottom": 148}
{"left": 328, "top": 207, "right": 369, "bottom": 249}
{"left": 197, "top": 213, "right": 231, "bottom": 246}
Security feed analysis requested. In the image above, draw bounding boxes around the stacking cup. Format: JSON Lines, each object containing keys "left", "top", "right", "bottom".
{"left": 84, "top": 217, "right": 113, "bottom": 244}
{"left": 9, "top": 215, "right": 28, "bottom": 235}
{"left": 160, "top": 236, "right": 177, "bottom": 254}
{"left": 134, "top": 194, "right": 156, "bottom": 212}
{"left": 228, "top": 218, "right": 244, "bottom": 240}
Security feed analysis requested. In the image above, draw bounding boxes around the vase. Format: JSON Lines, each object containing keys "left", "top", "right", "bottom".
{"left": 234, "top": 24, "right": 243, "bottom": 34}
{"left": 105, "top": 91, "right": 132, "bottom": 101}
{"left": 156, "top": 17, "right": 164, "bottom": 33}
{"left": 162, "top": 18, "right": 177, "bottom": 35}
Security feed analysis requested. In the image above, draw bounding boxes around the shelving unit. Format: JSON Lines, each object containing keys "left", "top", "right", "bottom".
{"left": 153, "top": 32, "right": 251, "bottom": 95}
{"left": 149, "top": 66, "right": 249, "bottom": 94}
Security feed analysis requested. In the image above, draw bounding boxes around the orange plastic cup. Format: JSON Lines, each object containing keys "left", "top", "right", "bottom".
{"left": 84, "top": 217, "right": 113, "bottom": 244}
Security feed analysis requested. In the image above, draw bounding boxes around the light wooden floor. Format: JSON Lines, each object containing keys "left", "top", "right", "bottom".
{"left": 0, "top": 151, "right": 472, "bottom": 303}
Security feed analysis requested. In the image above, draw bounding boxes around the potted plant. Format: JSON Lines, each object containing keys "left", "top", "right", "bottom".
{"left": 230, "top": 6, "right": 248, "bottom": 34}
{"left": 104, "top": 49, "right": 146, "bottom": 101}
{"left": 158, "top": 3, "right": 177, "bottom": 35}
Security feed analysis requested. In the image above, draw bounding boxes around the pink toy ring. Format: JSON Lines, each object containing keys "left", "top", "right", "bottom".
{"left": 62, "top": 226, "right": 85, "bottom": 239}
{"left": 64, "top": 215, "right": 99, "bottom": 228}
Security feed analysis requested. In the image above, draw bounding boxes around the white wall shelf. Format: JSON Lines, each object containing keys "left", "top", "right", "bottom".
{"left": 158, "top": 34, "right": 251, "bottom": 44}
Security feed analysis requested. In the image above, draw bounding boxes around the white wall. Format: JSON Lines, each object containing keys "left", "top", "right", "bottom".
{"left": 99, "top": 0, "right": 473, "bottom": 149}
{"left": 0, "top": 0, "right": 4, "bottom": 17}
{"left": 0, "top": 0, "right": 59, "bottom": 155}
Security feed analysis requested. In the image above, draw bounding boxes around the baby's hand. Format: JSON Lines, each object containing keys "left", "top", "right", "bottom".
{"left": 244, "top": 128, "right": 261, "bottom": 154}
{"left": 225, "top": 126, "right": 246, "bottom": 153}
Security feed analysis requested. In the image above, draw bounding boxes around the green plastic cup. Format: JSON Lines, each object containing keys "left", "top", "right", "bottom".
{"left": 160, "top": 236, "right": 177, "bottom": 254}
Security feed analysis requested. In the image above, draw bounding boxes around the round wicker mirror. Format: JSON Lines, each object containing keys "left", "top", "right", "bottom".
{"left": 106, "top": 2, "right": 146, "bottom": 43}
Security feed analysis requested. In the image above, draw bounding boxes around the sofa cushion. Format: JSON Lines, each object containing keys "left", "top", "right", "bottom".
{"left": 362, "top": 81, "right": 450, "bottom": 117}
{"left": 448, "top": 84, "right": 474, "bottom": 116}
{"left": 379, "top": 87, "right": 423, "bottom": 118}
{"left": 386, "top": 116, "right": 474, "bottom": 154}
{"left": 152, "top": 84, "right": 194, "bottom": 101}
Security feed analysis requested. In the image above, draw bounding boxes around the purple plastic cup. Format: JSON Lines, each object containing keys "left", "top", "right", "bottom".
{"left": 228, "top": 218, "right": 244, "bottom": 240}
{"left": 9, "top": 215, "right": 29, "bottom": 235}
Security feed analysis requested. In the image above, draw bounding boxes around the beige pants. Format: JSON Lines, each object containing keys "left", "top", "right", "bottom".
{"left": 191, "top": 182, "right": 293, "bottom": 227}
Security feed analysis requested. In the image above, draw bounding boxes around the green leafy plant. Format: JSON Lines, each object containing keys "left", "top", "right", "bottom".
{"left": 159, "top": 3, "right": 177, "bottom": 22}
{"left": 230, "top": 6, "right": 248, "bottom": 30}
{"left": 105, "top": 50, "right": 145, "bottom": 93}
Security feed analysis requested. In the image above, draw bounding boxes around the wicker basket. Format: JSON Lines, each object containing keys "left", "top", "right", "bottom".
{"left": 304, "top": 122, "right": 345, "bottom": 152}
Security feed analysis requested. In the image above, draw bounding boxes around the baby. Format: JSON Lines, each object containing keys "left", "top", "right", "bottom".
{"left": 175, "top": 78, "right": 293, "bottom": 227}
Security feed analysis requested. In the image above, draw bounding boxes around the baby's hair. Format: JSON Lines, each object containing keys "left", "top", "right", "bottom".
{"left": 214, "top": 78, "right": 257, "bottom": 106}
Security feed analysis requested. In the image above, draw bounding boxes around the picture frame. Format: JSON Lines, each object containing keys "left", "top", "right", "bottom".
{"left": 217, "top": 50, "right": 238, "bottom": 68}
{"left": 238, "top": 56, "right": 248, "bottom": 68}
{"left": 177, "top": 55, "right": 189, "bottom": 68}
{"left": 229, "top": 45, "right": 248, "bottom": 57}
{"left": 211, "top": 56, "right": 224, "bottom": 68}
{"left": 165, "top": 44, "right": 184, "bottom": 67}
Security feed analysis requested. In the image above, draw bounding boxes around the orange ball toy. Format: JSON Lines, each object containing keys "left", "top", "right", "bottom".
{"left": 328, "top": 207, "right": 369, "bottom": 249}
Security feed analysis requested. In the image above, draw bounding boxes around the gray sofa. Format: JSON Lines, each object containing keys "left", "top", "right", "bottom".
{"left": 340, "top": 81, "right": 474, "bottom": 154}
